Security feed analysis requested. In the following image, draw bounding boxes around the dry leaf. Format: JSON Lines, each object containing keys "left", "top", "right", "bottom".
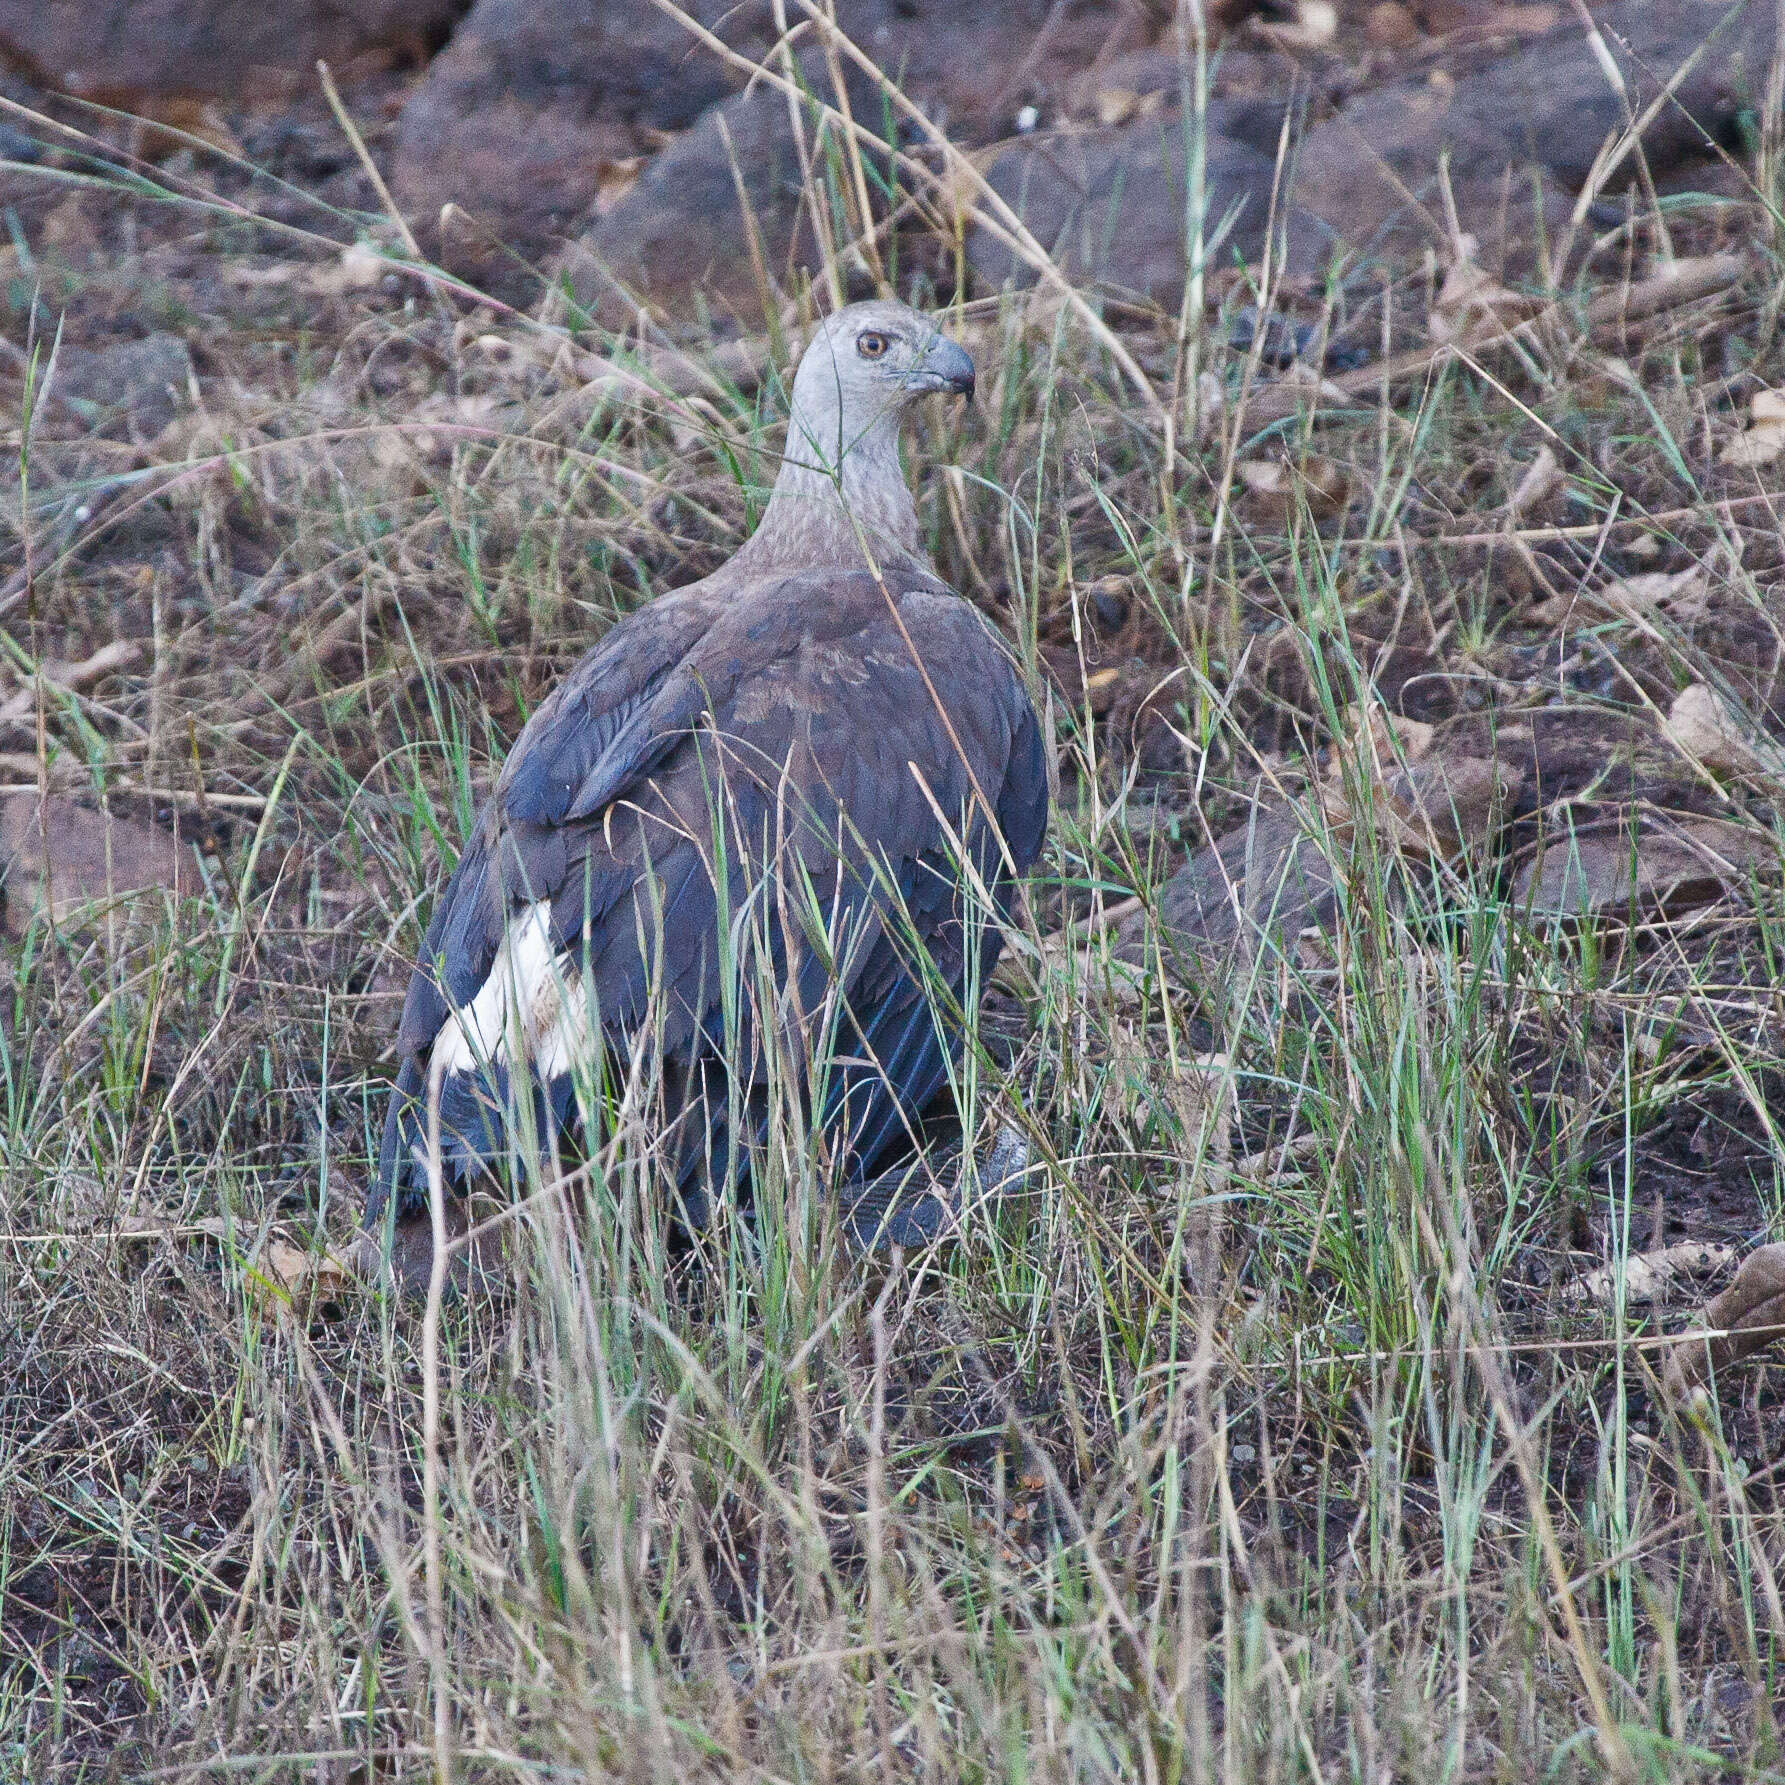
{"left": 1340, "top": 704, "right": 1436, "bottom": 769}
{"left": 1236, "top": 459, "right": 1291, "bottom": 509}
{"left": 115, "top": 1216, "right": 357, "bottom": 1313}
{"left": 1662, "top": 682, "right": 1785, "bottom": 781}
{"left": 1514, "top": 815, "right": 1775, "bottom": 918}
{"left": 1607, "top": 570, "right": 1704, "bottom": 615}
{"left": 1528, "top": 565, "right": 1707, "bottom": 627}
{"left": 1718, "top": 388, "right": 1785, "bottom": 467}
{"left": 1270, "top": 358, "right": 1357, "bottom": 405}
{"left": 1482, "top": 3, "right": 1559, "bottom": 32}
{"left": 1193, "top": 368, "right": 1226, "bottom": 444}
{"left": 131, "top": 97, "right": 243, "bottom": 161}
{"left": 1662, "top": 1243, "right": 1785, "bottom": 1401}
{"left": 114, "top": 1212, "right": 231, "bottom": 1243}
{"left": 225, "top": 242, "right": 389, "bottom": 300}
{"left": 1567, "top": 1241, "right": 1735, "bottom": 1307}
{"left": 1504, "top": 444, "right": 1561, "bottom": 522}
{"left": 1587, "top": 254, "right": 1748, "bottom": 327}
{"left": 1295, "top": 454, "right": 1351, "bottom": 516}
{"left": 1366, "top": 0, "right": 1423, "bottom": 45}
{"left": 1083, "top": 666, "right": 1124, "bottom": 715}
{"left": 0, "top": 638, "right": 143, "bottom": 729}
{"left": 1430, "top": 242, "right": 1545, "bottom": 344}
{"left": 1092, "top": 86, "right": 1166, "bottom": 127}
{"left": 1236, "top": 453, "right": 1351, "bottom": 520}
{"left": 1255, "top": 0, "right": 1338, "bottom": 48}
{"left": 369, "top": 427, "right": 415, "bottom": 473}
{"left": 225, "top": 261, "right": 304, "bottom": 290}
{"left": 594, "top": 155, "right": 645, "bottom": 216}
{"left": 549, "top": 333, "right": 772, "bottom": 407}
{"left": 1045, "top": 940, "right": 1151, "bottom": 1010}
{"left": 470, "top": 330, "right": 555, "bottom": 377}
{"left": 330, "top": 241, "right": 388, "bottom": 292}
{"left": 1095, "top": 86, "right": 1137, "bottom": 127}
{"left": 288, "top": 241, "right": 392, "bottom": 299}
{"left": 255, "top": 1239, "right": 357, "bottom": 1310}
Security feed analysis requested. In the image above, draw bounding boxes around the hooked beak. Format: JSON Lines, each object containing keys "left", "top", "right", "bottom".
{"left": 906, "top": 333, "right": 976, "bottom": 401}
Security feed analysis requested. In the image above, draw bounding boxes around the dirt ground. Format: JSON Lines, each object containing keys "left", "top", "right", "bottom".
{"left": 1, "top": 23, "right": 1784, "bottom": 1782}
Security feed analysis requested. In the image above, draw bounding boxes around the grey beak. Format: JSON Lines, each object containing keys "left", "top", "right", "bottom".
{"left": 915, "top": 334, "right": 976, "bottom": 400}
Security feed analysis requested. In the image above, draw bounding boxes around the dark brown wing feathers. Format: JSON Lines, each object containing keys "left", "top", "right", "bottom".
{"left": 373, "top": 567, "right": 1046, "bottom": 1224}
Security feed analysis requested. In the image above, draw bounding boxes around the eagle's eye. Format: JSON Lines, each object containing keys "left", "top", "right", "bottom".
{"left": 856, "top": 330, "right": 890, "bottom": 361}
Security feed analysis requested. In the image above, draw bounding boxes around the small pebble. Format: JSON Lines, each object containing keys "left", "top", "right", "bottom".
{"left": 1090, "top": 585, "right": 1129, "bottom": 631}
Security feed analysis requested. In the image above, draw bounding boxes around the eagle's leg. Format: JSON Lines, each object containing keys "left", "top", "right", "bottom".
{"left": 838, "top": 1122, "right": 1031, "bottom": 1251}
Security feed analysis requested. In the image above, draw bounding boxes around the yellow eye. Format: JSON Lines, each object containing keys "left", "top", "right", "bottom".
{"left": 856, "top": 331, "right": 890, "bottom": 361}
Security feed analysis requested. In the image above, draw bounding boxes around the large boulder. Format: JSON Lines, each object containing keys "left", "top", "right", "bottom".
{"left": 0, "top": 0, "right": 465, "bottom": 99}
{"left": 972, "top": 0, "right": 1779, "bottom": 305}
{"left": 394, "top": 0, "right": 1155, "bottom": 288}
{"left": 556, "top": 69, "right": 880, "bottom": 330}
{"left": 1287, "top": 0, "right": 1778, "bottom": 274}
{"left": 391, "top": 0, "right": 780, "bottom": 274}
{"left": 967, "top": 104, "right": 1319, "bottom": 306}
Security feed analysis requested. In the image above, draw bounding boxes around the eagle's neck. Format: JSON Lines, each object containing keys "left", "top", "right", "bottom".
{"left": 734, "top": 398, "right": 926, "bottom": 575}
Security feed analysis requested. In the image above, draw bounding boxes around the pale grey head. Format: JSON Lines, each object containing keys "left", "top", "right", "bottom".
{"left": 786, "top": 299, "right": 976, "bottom": 435}
{"left": 731, "top": 299, "right": 975, "bottom": 577}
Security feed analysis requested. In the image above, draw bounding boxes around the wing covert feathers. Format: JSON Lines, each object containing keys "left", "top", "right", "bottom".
{"left": 372, "top": 565, "right": 1047, "bottom": 1228}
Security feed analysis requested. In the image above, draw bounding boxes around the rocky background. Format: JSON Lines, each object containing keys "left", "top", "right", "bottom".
{"left": 2, "top": 0, "right": 1774, "bottom": 329}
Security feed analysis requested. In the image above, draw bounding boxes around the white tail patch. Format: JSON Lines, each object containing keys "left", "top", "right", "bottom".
{"left": 428, "top": 901, "right": 597, "bottom": 1083}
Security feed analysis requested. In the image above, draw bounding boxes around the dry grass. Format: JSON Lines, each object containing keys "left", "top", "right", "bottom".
{"left": 1, "top": 38, "right": 1784, "bottom": 1782}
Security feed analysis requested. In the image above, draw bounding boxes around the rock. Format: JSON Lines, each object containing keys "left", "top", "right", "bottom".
{"left": 352, "top": 1183, "right": 509, "bottom": 1301}
{"left": 1512, "top": 814, "right": 1776, "bottom": 919}
{"left": 1286, "top": 0, "right": 1779, "bottom": 275}
{"left": 398, "top": 0, "right": 1154, "bottom": 284}
{"left": 391, "top": 0, "right": 768, "bottom": 276}
{"left": 0, "top": 121, "right": 44, "bottom": 164}
{"left": 48, "top": 333, "right": 193, "bottom": 439}
{"left": 0, "top": 0, "right": 462, "bottom": 100}
{"left": 1120, "top": 803, "right": 1340, "bottom": 980}
{"left": 1121, "top": 748, "right": 1516, "bottom": 984}
{"left": 839, "top": 1123, "right": 1033, "bottom": 1251}
{"left": 985, "top": 0, "right": 1779, "bottom": 301}
{"left": 846, "top": 0, "right": 1153, "bottom": 137}
{"left": 557, "top": 64, "right": 886, "bottom": 328}
{"left": 0, "top": 796, "right": 195, "bottom": 937}
{"left": 969, "top": 106, "right": 1318, "bottom": 307}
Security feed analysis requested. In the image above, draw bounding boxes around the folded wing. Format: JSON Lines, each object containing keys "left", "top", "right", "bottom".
{"left": 371, "top": 568, "right": 1047, "bottom": 1228}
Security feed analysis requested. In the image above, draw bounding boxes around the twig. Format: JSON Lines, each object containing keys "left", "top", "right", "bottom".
{"left": 0, "top": 638, "right": 143, "bottom": 729}
{"left": 315, "top": 62, "right": 423, "bottom": 263}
